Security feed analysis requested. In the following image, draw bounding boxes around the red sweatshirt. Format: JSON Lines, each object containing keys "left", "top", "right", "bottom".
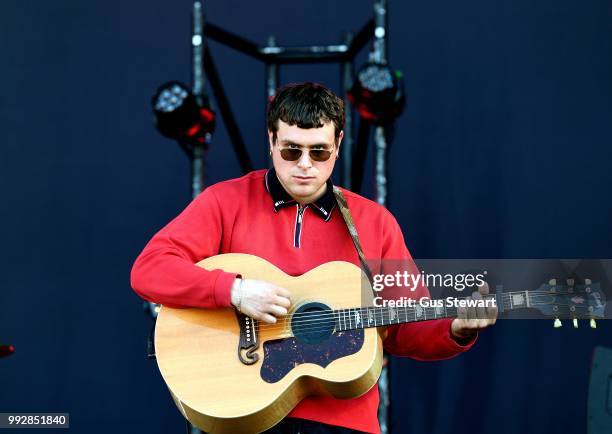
{"left": 131, "top": 169, "right": 475, "bottom": 433}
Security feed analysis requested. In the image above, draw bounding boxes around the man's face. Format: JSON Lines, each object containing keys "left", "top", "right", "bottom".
{"left": 269, "top": 120, "right": 343, "bottom": 204}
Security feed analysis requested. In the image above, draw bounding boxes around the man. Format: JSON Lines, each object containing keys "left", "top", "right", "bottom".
{"left": 131, "top": 82, "right": 497, "bottom": 434}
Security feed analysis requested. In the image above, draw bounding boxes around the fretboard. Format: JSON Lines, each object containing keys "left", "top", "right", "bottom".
{"left": 334, "top": 291, "right": 535, "bottom": 331}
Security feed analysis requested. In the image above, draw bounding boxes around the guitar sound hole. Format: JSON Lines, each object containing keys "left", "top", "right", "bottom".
{"left": 291, "top": 302, "right": 335, "bottom": 344}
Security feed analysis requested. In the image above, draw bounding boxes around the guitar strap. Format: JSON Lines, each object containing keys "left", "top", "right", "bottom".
{"left": 332, "top": 186, "right": 375, "bottom": 288}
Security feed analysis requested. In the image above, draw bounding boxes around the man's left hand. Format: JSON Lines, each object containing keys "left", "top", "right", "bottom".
{"left": 451, "top": 282, "right": 498, "bottom": 341}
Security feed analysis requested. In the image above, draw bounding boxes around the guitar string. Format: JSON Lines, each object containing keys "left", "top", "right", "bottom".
{"left": 250, "top": 291, "right": 585, "bottom": 327}
{"left": 249, "top": 296, "right": 586, "bottom": 333}
{"left": 249, "top": 290, "right": 580, "bottom": 324}
{"left": 254, "top": 313, "right": 583, "bottom": 338}
{"left": 252, "top": 307, "right": 585, "bottom": 334}
{"left": 251, "top": 293, "right": 587, "bottom": 331}
{"left": 252, "top": 308, "right": 581, "bottom": 338}
{"left": 247, "top": 297, "right": 588, "bottom": 333}
{"left": 254, "top": 303, "right": 580, "bottom": 332}
{"left": 252, "top": 303, "right": 582, "bottom": 337}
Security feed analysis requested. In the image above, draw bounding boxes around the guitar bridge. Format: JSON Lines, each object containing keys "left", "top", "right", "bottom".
{"left": 236, "top": 311, "right": 260, "bottom": 365}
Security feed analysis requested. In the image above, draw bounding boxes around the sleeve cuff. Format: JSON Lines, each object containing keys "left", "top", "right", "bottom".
{"left": 447, "top": 319, "right": 478, "bottom": 350}
{"left": 213, "top": 271, "right": 239, "bottom": 308}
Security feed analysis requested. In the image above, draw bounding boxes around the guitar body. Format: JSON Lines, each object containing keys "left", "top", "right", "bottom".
{"left": 155, "top": 254, "right": 383, "bottom": 434}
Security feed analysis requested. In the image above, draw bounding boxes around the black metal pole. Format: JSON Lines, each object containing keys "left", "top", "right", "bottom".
{"left": 265, "top": 35, "right": 280, "bottom": 165}
{"left": 351, "top": 120, "right": 370, "bottom": 194}
{"left": 372, "top": 2, "right": 391, "bottom": 433}
{"left": 203, "top": 44, "right": 254, "bottom": 174}
{"left": 204, "top": 20, "right": 374, "bottom": 66}
{"left": 347, "top": 19, "right": 375, "bottom": 58}
{"left": 341, "top": 32, "right": 354, "bottom": 189}
{"left": 191, "top": 0, "right": 207, "bottom": 198}
{"left": 204, "top": 23, "right": 264, "bottom": 61}
{"left": 189, "top": 5, "right": 206, "bottom": 433}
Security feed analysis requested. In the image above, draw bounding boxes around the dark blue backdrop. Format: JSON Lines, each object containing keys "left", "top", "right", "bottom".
{"left": 1, "top": 1, "right": 611, "bottom": 433}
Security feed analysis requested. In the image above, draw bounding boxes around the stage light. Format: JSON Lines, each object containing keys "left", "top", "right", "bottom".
{"left": 152, "top": 81, "right": 216, "bottom": 147}
{"left": 348, "top": 62, "right": 405, "bottom": 124}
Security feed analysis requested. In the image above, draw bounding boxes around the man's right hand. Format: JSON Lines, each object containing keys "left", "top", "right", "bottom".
{"left": 230, "top": 278, "right": 291, "bottom": 324}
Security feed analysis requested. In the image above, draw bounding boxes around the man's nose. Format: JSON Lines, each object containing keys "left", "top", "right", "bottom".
{"left": 296, "top": 150, "right": 312, "bottom": 169}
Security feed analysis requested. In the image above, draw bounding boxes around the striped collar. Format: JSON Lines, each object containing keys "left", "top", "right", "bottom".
{"left": 264, "top": 168, "right": 336, "bottom": 221}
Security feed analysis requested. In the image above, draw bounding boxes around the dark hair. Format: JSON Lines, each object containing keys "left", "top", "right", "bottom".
{"left": 267, "top": 82, "right": 345, "bottom": 143}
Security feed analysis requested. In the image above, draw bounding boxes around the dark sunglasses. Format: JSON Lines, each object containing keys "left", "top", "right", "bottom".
{"left": 278, "top": 147, "right": 334, "bottom": 162}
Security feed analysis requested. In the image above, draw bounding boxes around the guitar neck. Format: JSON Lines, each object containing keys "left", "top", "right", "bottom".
{"left": 333, "top": 290, "right": 535, "bottom": 331}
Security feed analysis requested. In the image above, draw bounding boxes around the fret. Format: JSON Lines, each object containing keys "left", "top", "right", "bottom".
{"left": 510, "top": 291, "right": 526, "bottom": 308}
{"left": 342, "top": 309, "right": 348, "bottom": 331}
{"left": 415, "top": 305, "right": 424, "bottom": 321}
{"left": 354, "top": 309, "right": 362, "bottom": 329}
{"left": 381, "top": 306, "right": 388, "bottom": 325}
{"left": 335, "top": 310, "right": 341, "bottom": 332}
{"left": 388, "top": 307, "right": 397, "bottom": 324}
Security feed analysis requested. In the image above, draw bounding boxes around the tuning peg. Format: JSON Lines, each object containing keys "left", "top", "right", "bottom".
{"left": 573, "top": 318, "right": 578, "bottom": 328}
{"left": 590, "top": 318, "right": 597, "bottom": 329}
{"left": 567, "top": 278, "right": 575, "bottom": 286}
{"left": 554, "top": 318, "right": 562, "bottom": 328}
{"left": 585, "top": 278, "right": 592, "bottom": 285}
{"left": 549, "top": 279, "right": 557, "bottom": 286}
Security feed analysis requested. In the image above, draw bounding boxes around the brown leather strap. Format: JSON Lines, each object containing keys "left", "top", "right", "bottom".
{"left": 333, "top": 186, "right": 374, "bottom": 285}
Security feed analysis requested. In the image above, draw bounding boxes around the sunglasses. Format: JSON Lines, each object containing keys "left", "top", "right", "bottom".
{"left": 277, "top": 146, "right": 334, "bottom": 162}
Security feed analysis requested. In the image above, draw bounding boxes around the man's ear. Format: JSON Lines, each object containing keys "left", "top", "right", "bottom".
{"left": 335, "top": 130, "right": 344, "bottom": 158}
{"left": 268, "top": 130, "right": 275, "bottom": 154}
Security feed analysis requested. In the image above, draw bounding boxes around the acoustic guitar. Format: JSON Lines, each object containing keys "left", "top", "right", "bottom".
{"left": 154, "top": 253, "right": 605, "bottom": 434}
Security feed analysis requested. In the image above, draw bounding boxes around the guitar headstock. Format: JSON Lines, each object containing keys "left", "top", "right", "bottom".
{"left": 532, "top": 279, "right": 606, "bottom": 328}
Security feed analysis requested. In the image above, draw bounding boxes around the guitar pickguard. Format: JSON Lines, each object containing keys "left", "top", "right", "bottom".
{"left": 260, "top": 330, "right": 364, "bottom": 383}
